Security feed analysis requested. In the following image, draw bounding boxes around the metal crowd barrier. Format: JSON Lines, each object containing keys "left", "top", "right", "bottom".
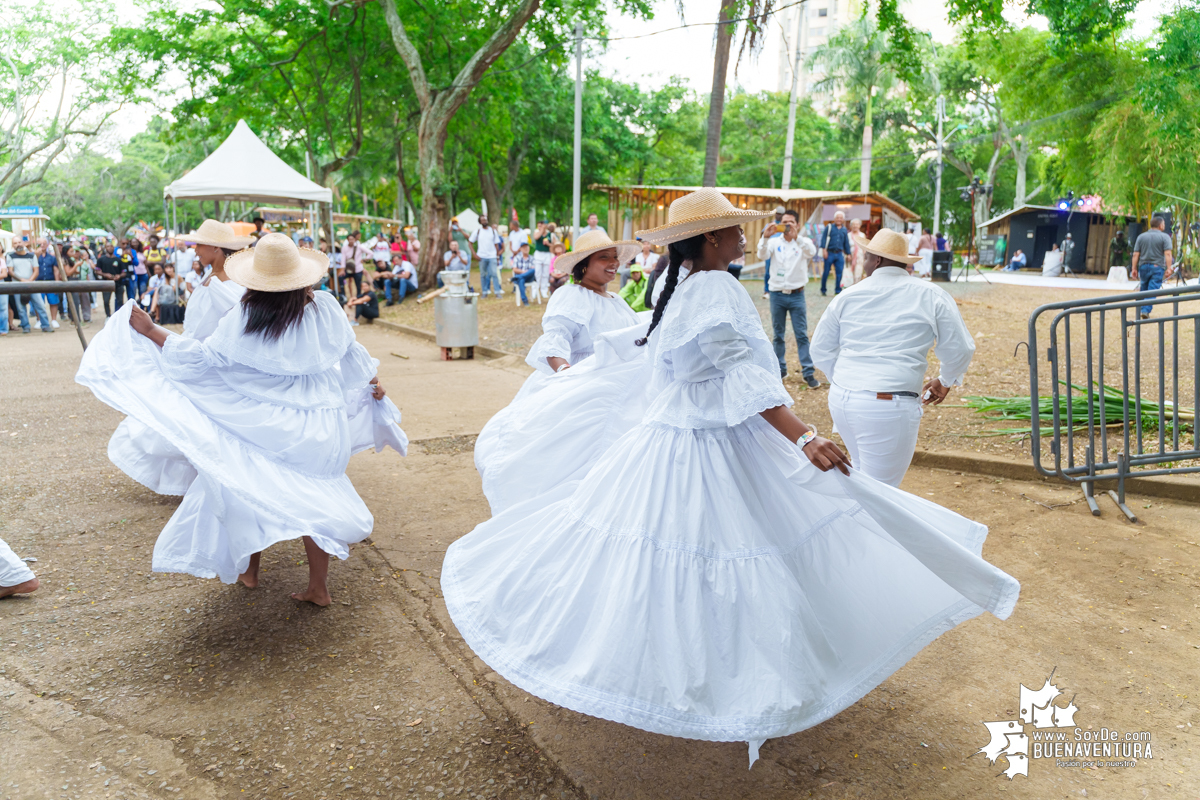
{"left": 1026, "top": 283, "right": 1200, "bottom": 521}
{"left": 1, "top": 280, "right": 115, "bottom": 351}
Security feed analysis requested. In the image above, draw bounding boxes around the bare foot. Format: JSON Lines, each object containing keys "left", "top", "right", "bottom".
{"left": 237, "top": 553, "right": 261, "bottom": 588}
{"left": 290, "top": 586, "right": 331, "bottom": 607}
{"left": 0, "top": 577, "right": 40, "bottom": 599}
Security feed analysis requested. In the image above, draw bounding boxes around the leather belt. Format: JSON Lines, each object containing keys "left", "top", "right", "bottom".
{"left": 876, "top": 391, "right": 920, "bottom": 400}
{"left": 779, "top": 287, "right": 803, "bottom": 295}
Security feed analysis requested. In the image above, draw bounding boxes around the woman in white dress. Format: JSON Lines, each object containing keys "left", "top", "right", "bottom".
{"left": 473, "top": 229, "right": 645, "bottom": 514}
{"left": 77, "top": 234, "right": 406, "bottom": 605}
{"left": 443, "top": 189, "right": 1020, "bottom": 765}
{"left": 107, "top": 220, "right": 254, "bottom": 496}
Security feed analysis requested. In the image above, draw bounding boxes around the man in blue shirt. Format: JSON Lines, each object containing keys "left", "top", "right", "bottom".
{"left": 1004, "top": 250, "right": 1027, "bottom": 271}
{"left": 817, "top": 211, "right": 850, "bottom": 296}
{"left": 37, "top": 241, "right": 63, "bottom": 329}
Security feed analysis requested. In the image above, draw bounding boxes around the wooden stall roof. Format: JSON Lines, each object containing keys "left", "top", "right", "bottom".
{"left": 591, "top": 184, "right": 922, "bottom": 222}
{"left": 978, "top": 204, "right": 1064, "bottom": 230}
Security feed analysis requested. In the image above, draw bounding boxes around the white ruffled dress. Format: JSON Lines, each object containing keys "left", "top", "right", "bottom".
{"left": 444, "top": 270, "right": 1020, "bottom": 763}
{"left": 77, "top": 293, "right": 407, "bottom": 583}
{"left": 473, "top": 284, "right": 649, "bottom": 514}
{"left": 107, "top": 276, "right": 248, "bottom": 495}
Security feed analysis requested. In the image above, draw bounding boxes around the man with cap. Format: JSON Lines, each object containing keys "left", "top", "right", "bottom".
{"left": 810, "top": 228, "right": 976, "bottom": 487}
{"left": 617, "top": 260, "right": 649, "bottom": 312}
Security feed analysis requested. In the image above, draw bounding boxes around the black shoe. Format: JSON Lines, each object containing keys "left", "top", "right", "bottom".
{"left": 805, "top": 375, "right": 820, "bottom": 389}
{"left": 386, "top": 300, "right": 396, "bottom": 306}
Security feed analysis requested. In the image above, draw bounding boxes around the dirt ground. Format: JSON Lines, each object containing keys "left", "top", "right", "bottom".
{"left": 1, "top": 307, "right": 1197, "bottom": 800}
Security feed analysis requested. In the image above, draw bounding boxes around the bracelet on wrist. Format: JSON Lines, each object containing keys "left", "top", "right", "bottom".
{"left": 797, "top": 428, "right": 817, "bottom": 448}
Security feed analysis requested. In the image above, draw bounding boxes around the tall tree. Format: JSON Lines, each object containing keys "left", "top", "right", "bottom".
{"left": 0, "top": 0, "right": 125, "bottom": 204}
{"left": 808, "top": 16, "right": 896, "bottom": 193}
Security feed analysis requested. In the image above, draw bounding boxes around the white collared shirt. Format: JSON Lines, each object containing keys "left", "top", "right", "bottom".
{"left": 758, "top": 233, "right": 816, "bottom": 291}
{"left": 810, "top": 266, "right": 975, "bottom": 393}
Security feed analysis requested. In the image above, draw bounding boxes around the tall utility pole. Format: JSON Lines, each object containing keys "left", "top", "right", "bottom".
{"left": 572, "top": 22, "right": 584, "bottom": 243}
{"left": 932, "top": 95, "right": 945, "bottom": 237}
{"left": 780, "top": 2, "right": 807, "bottom": 190}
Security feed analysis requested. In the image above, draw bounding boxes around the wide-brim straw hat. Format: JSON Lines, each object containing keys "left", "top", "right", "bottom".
{"left": 852, "top": 229, "right": 922, "bottom": 265}
{"left": 552, "top": 229, "right": 641, "bottom": 276}
{"left": 181, "top": 219, "right": 255, "bottom": 250}
{"left": 635, "top": 188, "right": 773, "bottom": 245}
{"left": 224, "top": 232, "right": 330, "bottom": 292}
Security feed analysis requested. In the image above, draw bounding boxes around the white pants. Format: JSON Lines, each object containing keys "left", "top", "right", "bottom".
{"left": 533, "top": 251, "right": 553, "bottom": 294}
{"left": 828, "top": 383, "right": 923, "bottom": 487}
{"left": 0, "top": 536, "right": 36, "bottom": 588}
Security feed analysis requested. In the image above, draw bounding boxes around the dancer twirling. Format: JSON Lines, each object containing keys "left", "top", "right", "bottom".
{"left": 443, "top": 189, "right": 1019, "bottom": 765}
{"left": 78, "top": 234, "right": 406, "bottom": 605}
{"left": 180, "top": 219, "right": 254, "bottom": 341}
{"left": 473, "top": 229, "right": 645, "bottom": 514}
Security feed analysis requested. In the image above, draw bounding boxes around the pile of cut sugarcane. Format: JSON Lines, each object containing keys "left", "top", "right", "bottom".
{"left": 961, "top": 382, "right": 1195, "bottom": 437}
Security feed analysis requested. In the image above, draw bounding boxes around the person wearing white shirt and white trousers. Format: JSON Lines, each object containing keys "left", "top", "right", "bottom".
{"left": 757, "top": 208, "right": 819, "bottom": 387}
{"left": 811, "top": 229, "right": 976, "bottom": 487}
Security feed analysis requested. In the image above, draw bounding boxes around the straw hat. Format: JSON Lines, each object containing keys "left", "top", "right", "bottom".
{"left": 180, "top": 219, "right": 255, "bottom": 250}
{"left": 635, "top": 188, "right": 773, "bottom": 245}
{"left": 224, "top": 232, "right": 330, "bottom": 292}
{"left": 552, "top": 229, "right": 641, "bottom": 276}
{"left": 852, "top": 229, "right": 921, "bottom": 265}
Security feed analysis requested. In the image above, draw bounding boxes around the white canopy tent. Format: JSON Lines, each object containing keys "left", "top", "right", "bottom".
{"left": 163, "top": 120, "right": 332, "bottom": 242}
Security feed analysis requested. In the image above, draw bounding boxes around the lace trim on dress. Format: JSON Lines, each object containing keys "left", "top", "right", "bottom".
{"left": 655, "top": 271, "right": 769, "bottom": 366}
{"left": 722, "top": 362, "right": 795, "bottom": 425}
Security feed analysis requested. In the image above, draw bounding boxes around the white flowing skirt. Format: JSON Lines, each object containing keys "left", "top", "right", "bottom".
{"left": 474, "top": 322, "right": 653, "bottom": 515}
{"left": 444, "top": 415, "right": 1019, "bottom": 744}
{"left": 77, "top": 305, "right": 405, "bottom": 583}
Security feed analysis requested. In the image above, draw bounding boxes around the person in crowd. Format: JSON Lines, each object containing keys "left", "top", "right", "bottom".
{"left": 508, "top": 223, "right": 530, "bottom": 268}
{"left": 469, "top": 214, "right": 505, "bottom": 299}
{"left": 1131, "top": 215, "right": 1174, "bottom": 319}
{"left": 170, "top": 240, "right": 197, "bottom": 278}
{"left": 936, "top": 231, "right": 947, "bottom": 251}
{"left": 510, "top": 241, "right": 539, "bottom": 305}
{"left": 617, "top": 261, "right": 648, "bottom": 312}
{"left": 916, "top": 227, "right": 936, "bottom": 278}
{"left": 405, "top": 227, "right": 421, "bottom": 262}
{"left": 1060, "top": 232, "right": 1076, "bottom": 274}
{"left": 144, "top": 263, "right": 166, "bottom": 313}
{"left": 77, "top": 233, "right": 405, "bottom": 606}
{"left": 1004, "top": 249, "right": 1027, "bottom": 271}
{"left": 817, "top": 211, "right": 850, "bottom": 295}
{"left": 7, "top": 239, "right": 52, "bottom": 333}
{"left": 532, "top": 222, "right": 557, "bottom": 297}
{"left": 380, "top": 253, "right": 419, "bottom": 305}
{"left": 65, "top": 244, "right": 94, "bottom": 324}
{"left": 440, "top": 238, "right": 474, "bottom": 291}
{"left": 116, "top": 239, "right": 139, "bottom": 301}
{"left": 583, "top": 212, "right": 606, "bottom": 237}
{"left": 37, "top": 241, "right": 65, "bottom": 328}
{"left": 344, "top": 271, "right": 380, "bottom": 326}
{"left": 547, "top": 241, "right": 569, "bottom": 294}
{"left": 371, "top": 235, "right": 392, "bottom": 266}
{"left": 811, "top": 228, "right": 976, "bottom": 487}
{"left": 184, "top": 256, "right": 207, "bottom": 299}
{"left": 0, "top": 536, "right": 38, "bottom": 598}
{"left": 758, "top": 208, "right": 819, "bottom": 387}
{"left": 341, "top": 231, "right": 370, "bottom": 297}
{"left": 1109, "top": 229, "right": 1130, "bottom": 269}
{"left": 251, "top": 216, "right": 267, "bottom": 242}
{"left": 761, "top": 205, "right": 786, "bottom": 297}
{"left": 95, "top": 242, "right": 125, "bottom": 316}
{"left": 150, "top": 263, "right": 184, "bottom": 324}
{"left": 143, "top": 235, "right": 169, "bottom": 299}
{"left": 445, "top": 188, "right": 1018, "bottom": 769}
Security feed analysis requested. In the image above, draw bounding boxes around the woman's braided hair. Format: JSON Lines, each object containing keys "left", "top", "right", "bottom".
{"left": 634, "top": 233, "right": 705, "bottom": 347}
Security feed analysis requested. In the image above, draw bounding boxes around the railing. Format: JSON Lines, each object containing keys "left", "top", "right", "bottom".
{"left": 0, "top": 280, "right": 114, "bottom": 351}
{"left": 1027, "top": 283, "right": 1200, "bottom": 520}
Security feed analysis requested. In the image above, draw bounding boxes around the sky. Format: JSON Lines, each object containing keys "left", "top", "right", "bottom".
{"left": 597, "top": 0, "right": 1175, "bottom": 96}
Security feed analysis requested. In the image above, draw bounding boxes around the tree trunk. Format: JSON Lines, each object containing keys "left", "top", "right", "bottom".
{"left": 702, "top": 0, "right": 738, "bottom": 187}
{"left": 859, "top": 92, "right": 873, "bottom": 193}
{"left": 416, "top": 121, "right": 452, "bottom": 288}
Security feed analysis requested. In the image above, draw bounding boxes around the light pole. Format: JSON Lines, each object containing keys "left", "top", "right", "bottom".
{"left": 572, "top": 22, "right": 584, "bottom": 244}
{"left": 781, "top": 1, "right": 807, "bottom": 190}
{"left": 933, "top": 95, "right": 944, "bottom": 238}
